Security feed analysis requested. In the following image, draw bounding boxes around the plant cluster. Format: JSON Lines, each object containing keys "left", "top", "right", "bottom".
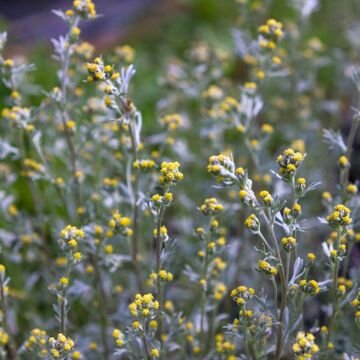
{"left": 0, "top": 0, "right": 360, "bottom": 359}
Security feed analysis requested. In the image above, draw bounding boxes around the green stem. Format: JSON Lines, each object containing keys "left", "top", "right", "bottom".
{"left": 58, "top": 16, "right": 82, "bottom": 211}
{"left": 141, "top": 333, "right": 151, "bottom": 360}
{"left": 155, "top": 206, "right": 166, "bottom": 345}
{"left": 128, "top": 122, "right": 143, "bottom": 293}
{"left": 271, "top": 277, "right": 278, "bottom": 320}
{"left": 200, "top": 222, "right": 212, "bottom": 341}
{"left": 0, "top": 276, "right": 16, "bottom": 360}
{"left": 340, "top": 115, "right": 359, "bottom": 193}
{"left": 91, "top": 254, "right": 110, "bottom": 360}
{"left": 258, "top": 232, "right": 276, "bottom": 256}
{"left": 59, "top": 262, "right": 71, "bottom": 335}
{"left": 326, "top": 227, "right": 342, "bottom": 343}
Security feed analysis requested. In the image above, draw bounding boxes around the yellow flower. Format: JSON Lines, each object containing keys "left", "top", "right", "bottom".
{"left": 151, "top": 348, "right": 159, "bottom": 358}
{"left": 59, "top": 277, "right": 69, "bottom": 287}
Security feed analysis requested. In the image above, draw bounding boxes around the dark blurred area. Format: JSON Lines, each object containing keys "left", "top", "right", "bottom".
{"left": 0, "top": 0, "right": 170, "bottom": 52}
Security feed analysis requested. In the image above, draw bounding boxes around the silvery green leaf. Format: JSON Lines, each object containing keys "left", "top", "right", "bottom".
{"left": 289, "top": 257, "right": 305, "bottom": 284}
{"left": 351, "top": 67, "right": 360, "bottom": 92}
{"left": 274, "top": 212, "right": 290, "bottom": 233}
{"left": 13, "top": 63, "right": 36, "bottom": 74}
{"left": 270, "top": 170, "right": 282, "bottom": 180}
{"left": 105, "top": 254, "right": 132, "bottom": 272}
{"left": 52, "top": 9, "right": 67, "bottom": 21}
{"left": 69, "top": 280, "right": 91, "bottom": 297}
{"left": 134, "top": 110, "right": 142, "bottom": 146}
{"left": 31, "top": 131, "right": 42, "bottom": 155}
{"left": 340, "top": 287, "right": 356, "bottom": 308}
{"left": 0, "top": 139, "right": 19, "bottom": 159}
{"left": 318, "top": 279, "right": 331, "bottom": 289}
{"left": 303, "top": 181, "right": 322, "bottom": 195}
{"left": 322, "top": 128, "right": 347, "bottom": 153}
{"left": 183, "top": 264, "right": 200, "bottom": 282}
{"left": 119, "top": 64, "right": 136, "bottom": 94}
{"left": 0, "top": 32, "right": 7, "bottom": 51}
{"left": 300, "top": 0, "right": 319, "bottom": 18}
{"left": 298, "top": 217, "right": 321, "bottom": 230}
{"left": 268, "top": 69, "right": 290, "bottom": 77}
{"left": 114, "top": 348, "right": 130, "bottom": 357}
{"left": 318, "top": 216, "right": 328, "bottom": 224}
{"left": 321, "top": 241, "right": 332, "bottom": 257}
{"left": 167, "top": 342, "right": 182, "bottom": 352}
{"left": 231, "top": 29, "right": 250, "bottom": 57}
{"left": 0, "top": 229, "right": 16, "bottom": 246}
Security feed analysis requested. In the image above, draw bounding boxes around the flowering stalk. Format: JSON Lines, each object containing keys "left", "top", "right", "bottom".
{"left": 90, "top": 253, "right": 110, "bottom": 360}
{"left": 55, "top": 225, "right": 84, "bottom": 335}
{"left": 57, "top": 18, "right": 82, "bottom": 210}
{"left": 154, "top": 205, "right": 166, "bottom": 343}
{"left": 324, "top": 204, "right": 351, "bottom": 347}
{"left": 151, "top": 162, "right": 183, "bottom": 346}
{"left": 0, "top": 266, "right": 16, "bottom": 360}
{"left": 199, "top": 221, "right": 211, "bottom": 338}
{"left": 53, "top": 1, "right": 97, "bottom": 213}
{"left": 326, "top": 226, "right": 342, "bottom": 344}
{"left": 128, "top": 121, "right": 143, "bottom": 293}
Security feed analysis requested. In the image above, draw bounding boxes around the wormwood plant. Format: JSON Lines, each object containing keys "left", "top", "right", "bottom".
{"left": 0, "top": 0, "right": 360, "bottom": 359}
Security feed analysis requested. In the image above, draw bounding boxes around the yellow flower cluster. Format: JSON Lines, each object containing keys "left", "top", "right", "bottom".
{"left": 60, "top": 225, "right": 84, "bottom": 243}
{"left": 112, "top": 328, "right": 124, "bottom": 347}
{"left": 70, "top": 0, "right": 96, "bottom": 19}
{"left": 299, "top": 280, "right": 320, "bottom": 295}
{"left": 59, "top": 225, "right": 85, "bottom": 255}
{"left": 2, "top": 106, "right": 31, "bottom": 127}
{"left": 202, "top": 85, "right": 224, "bottom": 100}
{"left": 347, "top": 183, "right": 358, "bottom": 195}
{"left": 292, "top": 332, "right": 319, "bottom": 359}
{"left": 160, "top": 113, "right": 184, "bottom": 131}
{"left": 220, "top": 97, "right": 241, "bottom": 114}
{"left": 108, "top": 211, "right": 133, "bottom": 237}
{"left": 48, "top": 333, "right": 74, "bottom": 359}
{"left": 114, "top": 45, "right": 135, "bottom": 63}
{"left": 151, "top": 348, "right": 160, "bottom": 358}
{"left": 22, "top": 158, "right": 44, "bottom": 178}
{"left": 215, "top": 334, "right": 236, "bottom": 357}
{"left": 258, "top": 19, "right": 284, "bottom": 49}
{"left": 281, "top": 236, "right": 297, "bottom": 252}
{"left": 259, "top": 190, "right": 273, "bottom": 206}
{"left": 159, "top": 161, "right": 183, "bottom": 185}
{"left": 148, "top": 269, "right": 173, "bottom": 286}
{"left": 276, "top": 148, "right": 303, "bottom": 181}
{"left": 102, "top": 177, "right": 118, "bottom": 189}
{"left": 244, "top": 214, "right": 260, "bottom": 233}
{"left": 75, "top": 41, "right": 94, "bottom": 60}
{"left": 338, "top": 155, "right": 349, "bottom": 169}
{"left": 296, "top": 177, "right": 307, "bottom": 192}
{"left": 0, "top": 329, "right": 8, "bottom": 347}
{"left": 85, "top": 57, "right": 113, "bottom": 83}
{"left": 258, "top": 260, "right": 278, "bottom": 276}
{"left": 205, "top": 94, "right": 242, "bottom": 125}
{"left": 326, "top": 204, "right": 352, "bottom": 228}
{"left": 283, "top": 203, "right": 302, "bottom": 223}
{"left": 207, "top": 154, "right": 235, "bottom": 185}
{"left": 230, "top": 285, "right": 255, "bottom": 306}
{"left": 133, "top": 159, "right": 156, "bottom": 171}
{"left": 151, "top": 192, "right": 173, "bottom": 207}
{"left": 153, "top": 225, "right": 168, "bottom": 240}
{"left": 24, "top": 328, "right": 48, "bottom": 357}
{"left": 199, "top": 198, "right": 224, "bottom": 216}
{"left": 213, "top": 282, "right": 227, "bottom": 301}
{"left": 128, "top": 293, "right": 159, "bottom": 318}
{"left": 351, "top": 291, "right": 360, "bottom": 325}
